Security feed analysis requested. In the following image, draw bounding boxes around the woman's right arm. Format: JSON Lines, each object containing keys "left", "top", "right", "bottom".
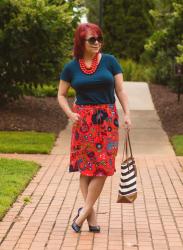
{"left": 57, "top": 80, "right": 80, "bottom": 123}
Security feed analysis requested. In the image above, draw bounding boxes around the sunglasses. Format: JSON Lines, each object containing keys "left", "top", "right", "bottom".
{"left": 85, "top": 36, "right": 103, "bottom": 45}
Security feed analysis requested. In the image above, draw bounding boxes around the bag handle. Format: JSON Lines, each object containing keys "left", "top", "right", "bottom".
{"left": 127, "top": 131, "right": 133, "bottom": 158}
{"left": 121, "top": 129, "right": 133, "bottom": 163}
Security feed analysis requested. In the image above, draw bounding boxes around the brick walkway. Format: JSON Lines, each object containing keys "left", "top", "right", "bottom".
{"left": 0, "top": 81, "right": 182, "bottom": 250}
{"left": 0, "top": 153, "right": 183, "bottom": 250}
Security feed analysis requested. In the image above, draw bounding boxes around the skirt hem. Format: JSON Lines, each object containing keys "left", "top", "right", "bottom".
{"left": 68, "top": 169, "right": 116, "bottom": 176}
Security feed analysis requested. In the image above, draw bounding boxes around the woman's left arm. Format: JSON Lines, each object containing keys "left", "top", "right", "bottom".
{"left": 114, "top": 73, "right": 132, "bottom": 129}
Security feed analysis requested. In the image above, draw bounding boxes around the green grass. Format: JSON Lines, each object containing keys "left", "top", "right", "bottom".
{"left": 0, "top": 131, "right": 55, "bottom": 154}
{"left": 170, "top": 135, "right": 183, "bottom": 156}
{"left": 0, "top": 158, "right": 40, "bottom": 220}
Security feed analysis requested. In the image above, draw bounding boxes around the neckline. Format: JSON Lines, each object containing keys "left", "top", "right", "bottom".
{"left": 77, "top": 53, "right": 104, "bottom": 74}
{"left": 98, "top": 53, "right": 103, "bottom": 67}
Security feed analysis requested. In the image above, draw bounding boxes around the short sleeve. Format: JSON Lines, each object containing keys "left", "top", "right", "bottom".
{"left": 60, "top": 63, "right": 72, "bottom": 83}
{"left": 110, "top": 55, "right": 123, "bottom": 75}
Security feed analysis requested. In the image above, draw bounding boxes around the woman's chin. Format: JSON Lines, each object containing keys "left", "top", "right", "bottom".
{"left": 91, "top": 48, "right": 100, "bottom": 53}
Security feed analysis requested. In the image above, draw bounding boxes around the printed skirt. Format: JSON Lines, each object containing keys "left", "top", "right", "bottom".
{"left": 69, "top": 103, "right": 119, "bottom": 176}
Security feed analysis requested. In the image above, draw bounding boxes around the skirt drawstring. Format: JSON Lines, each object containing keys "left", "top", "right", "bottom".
{"left": 96, "top": 108, "right": 102, "bottom": 141}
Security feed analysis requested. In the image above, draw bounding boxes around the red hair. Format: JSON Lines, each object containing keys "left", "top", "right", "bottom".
{"left": 73, "top": 23, "right": 103, "bottom": 59}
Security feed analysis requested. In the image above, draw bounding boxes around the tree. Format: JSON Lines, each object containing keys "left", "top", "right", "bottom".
{"left": 85, "top": 0, "right": 154, "bottom": 61}
{"left": 0, "top": 0, "right": 85, "bottom": 103}
{"left": 143, "top": 1, "right": 183, "bottom": 87}
{"left": 176, "top": 40, "right": 183, "bottom": 64}
{"left": 85, "top": 0, "right": 99, "bottom": 24}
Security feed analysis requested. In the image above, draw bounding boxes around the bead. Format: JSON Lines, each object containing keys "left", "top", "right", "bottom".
{"left": 79, "top": 53, "right": 99, "bottom": 74}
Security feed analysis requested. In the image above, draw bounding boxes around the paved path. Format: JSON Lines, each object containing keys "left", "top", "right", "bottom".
{"left": 0, "top": 82, "right": 183, "bottom": 250}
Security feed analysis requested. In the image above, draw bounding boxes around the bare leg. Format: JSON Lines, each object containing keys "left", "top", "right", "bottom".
{"left": 79, "top": 174, "right": 97, "bottom": 226}
{"left": 75, "top": 176, "right": 107, "bottom": 226}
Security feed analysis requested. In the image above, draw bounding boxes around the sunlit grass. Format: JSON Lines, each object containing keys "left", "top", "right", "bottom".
{"left": 0, "top": 158, "right": 40, "bottom": 220}
{"left": 0, "top": 131, "right": 55, "bottom": 154}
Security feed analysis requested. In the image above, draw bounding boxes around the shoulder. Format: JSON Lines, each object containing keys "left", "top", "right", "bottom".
{"left": 63, "top": 58, "right": 77, "bottom": 71}
{"left": 102, "top": 53, "right": 119, "bottom": 64}
{"left": 60, "top": 58, "right": 77, "bottom": 82}
{"left": 102, "top": 53, "right": 123, "bottom": 74}
{"left": 102, "top": 53, "right": 121, "bottom": 65}
{"left": 102, "top": 53, "right": 116, "bottom": 60}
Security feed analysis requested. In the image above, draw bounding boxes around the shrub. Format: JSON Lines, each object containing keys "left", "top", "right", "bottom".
{"left": 120, "top": 58, "right": 156, "bottom": 82}
{"left": 0, "top": 0, "right": 84, "bottom": 104}
{"left": 143, "top": 2, "right": 183, "bottom": 90}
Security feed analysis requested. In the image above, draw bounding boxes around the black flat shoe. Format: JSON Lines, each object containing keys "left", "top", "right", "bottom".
{"left": 71, "top": 207, "right": 83, "bottom": 233}
{"left": 88, "top": 225, "right": 101, "bottom": 233}
{"left": 72, "top": 221, "right": 81, "bottom": 233}
{"left": 72, "top": 207, "right": 83, "bottom": 222}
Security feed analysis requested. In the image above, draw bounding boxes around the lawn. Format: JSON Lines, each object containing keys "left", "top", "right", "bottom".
{"left": 0, "top": 158, "right": 40, "bottom": 220}
{"left": 171, "top": 135, "right": 183, "bottom": 156}
{"left": 0, "top": 131, "right": 55, "bottom": 154}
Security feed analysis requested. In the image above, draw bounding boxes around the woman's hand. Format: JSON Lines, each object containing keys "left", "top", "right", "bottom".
{"left": 123, "top": 114, "right": 132, "bottom": 130}
{"left": 68, "top": 111, "right": 81, "bottom": 125}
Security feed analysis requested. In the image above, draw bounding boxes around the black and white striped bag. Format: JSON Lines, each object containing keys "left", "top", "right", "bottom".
{"left": 117, "top": 130, "right": 137, "bottom": 203}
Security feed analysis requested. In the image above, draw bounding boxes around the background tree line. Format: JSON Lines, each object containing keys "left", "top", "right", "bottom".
{"left": 0, "top": 0, "right": 85, "bottom": 103}
{"left": 0, "top": 0, "right": 183, "bottom": 103}
{"left": 85, "top": 0, "right": 183, "bottom": 90}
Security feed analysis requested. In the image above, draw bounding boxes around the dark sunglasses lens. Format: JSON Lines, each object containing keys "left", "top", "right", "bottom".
{"left": 87, "top": 36, "right": 103, "bottom": 44}
{"left": 97, "top": 36, "right": 103, "bottom": 43}
{"left": 88, "top": 37, "right": 96, "bottom": 44}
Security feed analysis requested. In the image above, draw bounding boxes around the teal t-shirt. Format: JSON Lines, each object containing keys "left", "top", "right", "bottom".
{"left": 60, "top": 53, "right": 123, "bottom": 105}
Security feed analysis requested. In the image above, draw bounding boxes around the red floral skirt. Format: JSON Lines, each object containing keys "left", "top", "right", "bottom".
{"left": 69, "top": 103, "right": 119, "bottom": 176}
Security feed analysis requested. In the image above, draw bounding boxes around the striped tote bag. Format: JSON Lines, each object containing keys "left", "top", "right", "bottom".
{"left": 117, "top": 130, "right": 137, "bottom": 203}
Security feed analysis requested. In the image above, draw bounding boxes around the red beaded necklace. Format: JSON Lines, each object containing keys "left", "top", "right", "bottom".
{"left": 79, "top": 53, "right": 99, "bottom": 74}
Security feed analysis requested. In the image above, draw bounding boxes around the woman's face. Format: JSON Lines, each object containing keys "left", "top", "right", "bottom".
{"left": 84, "top": 30, "right": 102, "bottom": 56}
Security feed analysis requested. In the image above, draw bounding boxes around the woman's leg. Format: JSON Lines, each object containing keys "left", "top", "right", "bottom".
{"left": 75, "top": 176, "right": 107, "bottom": 226}
{"left": 79, "top": 174, "right": 97, "bottom": 226}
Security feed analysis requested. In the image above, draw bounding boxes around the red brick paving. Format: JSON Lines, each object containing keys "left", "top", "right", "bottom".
{"left": 0, "top": 154, "right": 183, "bottom": 250}
{"left": 177, "top": 157, "right": 183, "bottom": 170}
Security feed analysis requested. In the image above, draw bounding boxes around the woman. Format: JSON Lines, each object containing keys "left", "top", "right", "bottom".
{"left": 57, "top": 23, "right": 131, "bottom": 233}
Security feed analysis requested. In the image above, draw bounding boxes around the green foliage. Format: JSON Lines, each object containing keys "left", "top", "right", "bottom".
{"left": 171, "top": 135, "right": 183, "bottom": 156}
{"left": 87, "top": 0, "right": 154, "bottom": 61}
{"left": 120, "top": 59, "right": 156, "bottom": 82}
{"left": 85, "top": 0, "right": 99, "bottom": 24}
{"left": 143, "top": 1, "right": 183, "bottom": 88}
{"left": 23, "top": 196, "right": 31, "bottom": 204}
{"left": 0, "top": 158, "right": 39, "bottom": 220}
{"left": 0, "top": 131, "right": 55, "bottom": 154}
{"left": 176, "top": 39, "right": 183, "bottom": 64}
{"left": 32, "top": 84, "right": 57, "bottom": 97}
{"left": 67, "top": 87, "right": 76, "bottom": 97}
{"left": 0, "top": 0, "right": 85, "bottom": 103}
{"left": 22, "top": 82, "right": 58, "bottom": 97}
{"left": 21, "top": 82, "right": 75, "bottom": 97}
